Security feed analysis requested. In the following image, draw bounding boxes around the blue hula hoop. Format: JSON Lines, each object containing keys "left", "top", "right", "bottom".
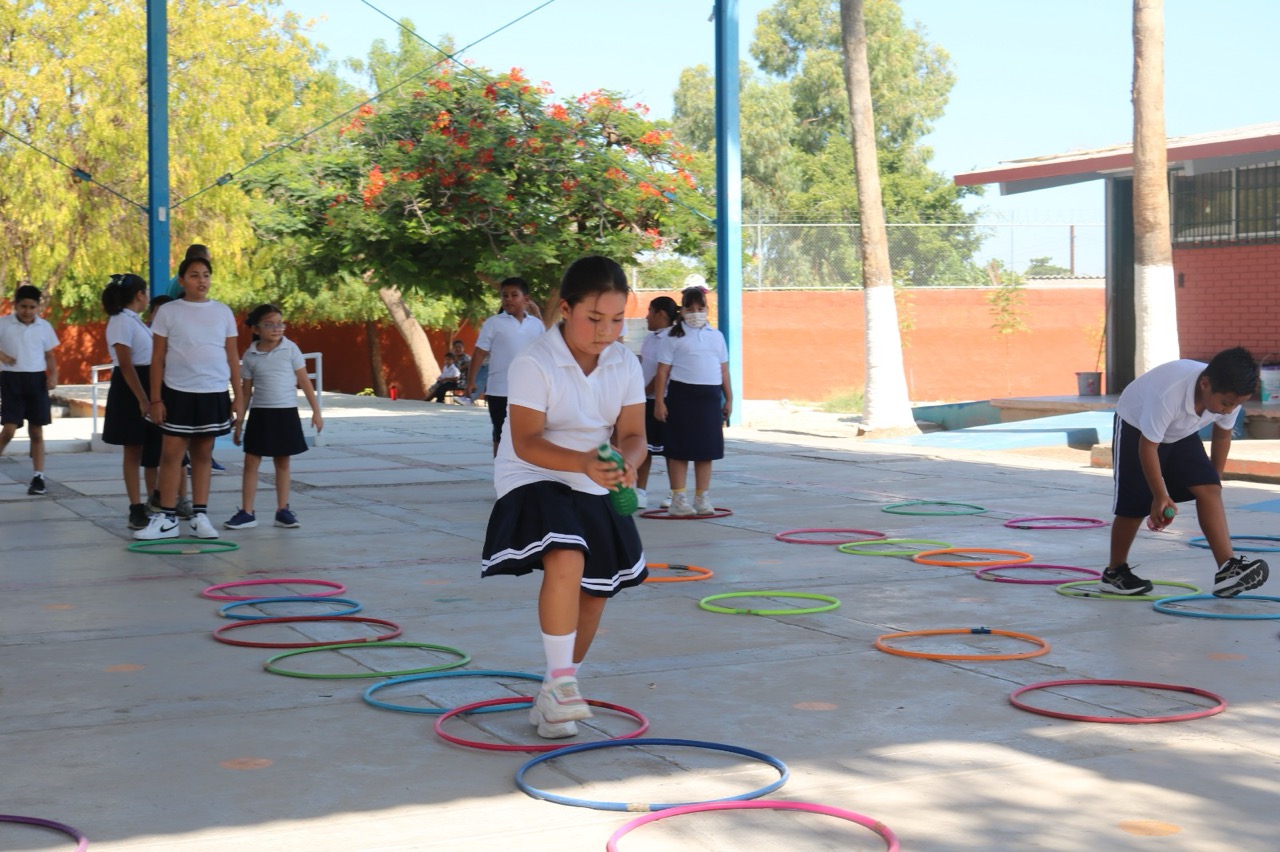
{"left": 1187, "top": 535, "right": 1280, "bottom": 552}
{"left": 218, "top": 596, "right": 363, "bottom": 620}
{"left": 515, "top": 737, "right": 789, "bottom": 812}
{"left": 1152, "top": 593, "right": 1280, "bottom": 620}
{"left": 363, "top": 669, "right": 543, "bottom": 714}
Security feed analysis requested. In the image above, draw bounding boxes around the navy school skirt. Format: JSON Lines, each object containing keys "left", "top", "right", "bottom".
{"left": 243, "top": 407, "right": 308, "bottom": 458}
{"left": 159, "top": 385, "right": 232, "bottom": 438}
{"left": 662, "top": 381, "right": 724, "bottom": 462}
{"left": 103, "top": 365, "right": 161, "bottom": 464}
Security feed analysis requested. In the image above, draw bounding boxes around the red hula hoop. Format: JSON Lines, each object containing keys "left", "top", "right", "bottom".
{"left": 639, "top": 507, "right": 733, "bottom": 520}
{"left": 201, "top": 577, "right": 348, "bottom": 602}
{"left": 1004, "top": 516, "right": 1107, "bottom": 530}
{"left": 607, "top": 800, "right": 899, "bottom": 851}
{"left": 212, "top": 615, "right": 402, "bottom": 648}
{"left": 1009, "top": 678, "right": 1227, "bottom": 723}
{"left": 774, "top": 528, "right": 887, "bottom": 545}
{"left": 974, "top": 564, "right": 1102, "bottom": 584}
{"left": 433, "top": 695, "right": 649, "bottom": 752}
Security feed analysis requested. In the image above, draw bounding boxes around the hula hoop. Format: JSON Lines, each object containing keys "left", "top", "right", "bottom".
{"left": 212, "top": 615, "right": 402, "bottom": 648}
{"left": 911, "top": 548, "right": 1034, "bottom": 568}
{"left": 881, "top": 500, "right": 985, "bottom": 516}
{"left": 127, "top": 538, "right": 240, "bottom": 555}
{"left": 263, "top": 641, "right": 470, "bottom": 678}
{"left": 837, "top": 538, "right": 951, "bottom": 557}
{"left": 607, "top": 800, "right": 899, "bottom": 852}
{"left": 698, "top": 591, "right": 840, "bottom": 615}
{"left": 874, "top": 627, "right": 1049, "bottom": 661}
{"left": 515, "top": 737, "right": 789, "bottom": 811}
{"left": 773, "top": 528, "right": 886, "bottom": 545}
{"left": 643, "top": 563, "right": 714, "bottom": 583}
{"left": 0, "top": 815, "right": 88, "bottom": 852}
{"left": 1188, "top": 534, "right": 1280, "bottom": 552}
{"left": 433, "top": 696, "right": 648, "bottom": 752}
{"left": 201, "top": 578, "right": 347, "bottom": 602}
{"left": 1003, "top": 516, "right": 1107, "bottom": 530}
{"left": 639, "top": 507, "right": 733, "bottom": 520}
{"left": 219, "top": 596, "right": 363, "bottom": 620}
{"left": 363, "top": 670, "right": 543, "bottom": 714}
{"left": 1009, "top": 678, "right": 1227, "bottom": 723}
{"left": 974, "top": 564, "right": 1102, "bottom": 584}
{"left": 1055, "top": 579, "right": 1201, "bottom": 602}
{"left": 1152, "top": 593, "right": 1280, "bottom": 620}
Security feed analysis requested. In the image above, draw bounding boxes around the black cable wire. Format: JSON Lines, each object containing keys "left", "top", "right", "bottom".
{"left": 0, "top": 127, "right": 147, "bottom": 212}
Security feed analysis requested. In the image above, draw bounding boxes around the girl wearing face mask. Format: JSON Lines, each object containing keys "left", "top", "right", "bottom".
{"left": 652, "top": 286, "right": 732, "bottom": 516}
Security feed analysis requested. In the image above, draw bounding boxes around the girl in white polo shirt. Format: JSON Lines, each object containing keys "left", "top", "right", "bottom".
{"left": 224, "top": 304, "right": 323, "bottom": 531}
{"left": 133, "top": 257, "right": 240, "bottom": 541}
{"left": 101, "top": 274, "right": 161, "bottom": 530}
{"left": 653, "top": 286, "right": 732, "bottom": 516}
{"left": 480, "top": 256, "right": 647, "bottom": 740}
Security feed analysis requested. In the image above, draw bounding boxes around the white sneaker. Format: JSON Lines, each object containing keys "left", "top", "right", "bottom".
{"left": 668, "top": 492, "right": 695, "bottom": 517}
{"left": 534, "top": 675, "right": 592, "bottom": 723}
{"left": 529, "top": 703, "right": 578, "bottom": 739}
{"left": 693, "top": 493, "right": 715, "bottom": 516}
{"left": 635, "top": 488, "right": 648, "bottom": 510}
{"left": 133, "top": 514, "right": 180, "bottom": 540}
{"left": 660, "top": 491, "right": 673, "bottom": 509}
{"left": 189, "top": 512, "right": 219, "bottom": 539}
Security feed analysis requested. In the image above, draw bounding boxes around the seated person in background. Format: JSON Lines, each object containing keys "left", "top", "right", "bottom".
{"left": 426, "top": 353, "right": 462, "bottom": 403}
{"left": 450, "top": 340, "right": 471, "bottom": 386}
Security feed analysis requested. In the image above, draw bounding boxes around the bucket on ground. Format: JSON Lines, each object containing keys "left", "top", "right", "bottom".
{"left": 1262, "top": 365, "right": 1280, "bottom": 405}
{"left": 1075, "top": 371, "right": 1102, "bottom": 396}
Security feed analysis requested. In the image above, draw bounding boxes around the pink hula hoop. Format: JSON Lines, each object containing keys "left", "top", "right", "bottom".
{"left": 433, "top": 696, "right": 649, "bottom": 752}
{"left": 201, "top": 578, "right": 348, "bottom": 601}
{"left": 974, "top": 564, "right": 1102, "bottom": 584}
{"left": 607, "top": 800, "right": 899, "bottom": 851}
{"left": 1009, "top": 678, "right": 1226, "bottom": 723}
{"left": 774, "top": 528, "right": 887, "bottom": 545}
{"left": 1004, "top": 516, "right": 1107, "bottom": 530}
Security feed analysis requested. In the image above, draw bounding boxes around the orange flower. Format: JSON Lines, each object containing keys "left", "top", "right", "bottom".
{"left": 548, "top": 104, "right": 569, "bottom": 122}
{"left": 358, "top": 104, "right": 376, "bottom": 116}
{"left": 561, "top": 178, "right": 578, "bottom": 192}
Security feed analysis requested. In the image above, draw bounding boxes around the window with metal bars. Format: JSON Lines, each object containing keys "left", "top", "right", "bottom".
{"left": 1172, "top": 162, "right": 1280, "bottom": 244}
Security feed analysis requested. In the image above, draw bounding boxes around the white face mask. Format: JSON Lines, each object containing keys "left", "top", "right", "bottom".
{"left": 683, "top": 311, "right": 708, "bottom": 328}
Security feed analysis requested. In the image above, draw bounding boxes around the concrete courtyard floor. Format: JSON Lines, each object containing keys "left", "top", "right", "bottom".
{"left": 2, "top": 396, "right": 1279, "bottom": 851}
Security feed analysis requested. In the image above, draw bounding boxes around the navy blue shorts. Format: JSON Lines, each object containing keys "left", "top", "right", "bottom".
{"left": 486, "top": 395, "right": 508, "bottom": 444}
{"left": 1112, "top": 415, "right": 1221, "bottom": 518}
{"left": 0, "top": 371, "right": 51, "bottom": 427}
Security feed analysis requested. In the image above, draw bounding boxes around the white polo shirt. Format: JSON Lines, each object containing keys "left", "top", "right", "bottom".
{"left": 241, "top": 338, "right": 306, "bottom": 408}
{"left": 105, "top": 309, "right": 154, "bottom": 367}
{"left": 473, "top": 310, "right": 544, "bottom": 397}
{"left": 1115, "top": 359, "right": 1240, "bottom": 443}
{"left": 0, "top": 315, "right": 59, "bottom": 373}
{"left": 150, "top": 299, "right": 238, "bottom": 393}
{"left": 639, "top": 327, "right": 669, "bottom": 399}
{"left": 658, "top": 325, "right": 728, "bottom": 386}
{"left": 494, "top": 326, "right": 645, "bottom": 498}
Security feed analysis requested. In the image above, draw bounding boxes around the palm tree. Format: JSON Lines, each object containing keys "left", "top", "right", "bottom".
{"left": 1132, "top": 0, "right": 1180, "bottom": 373}
{"left": 839, "top": 0, "right": 917, "bottom": 433}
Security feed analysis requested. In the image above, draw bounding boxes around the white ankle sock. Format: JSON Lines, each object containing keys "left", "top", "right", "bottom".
{"left": 541, "top": 631, "right": 576, "bottom": 681}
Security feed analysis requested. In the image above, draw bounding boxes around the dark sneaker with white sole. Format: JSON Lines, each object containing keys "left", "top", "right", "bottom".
{"left": 27, "top": 475, "right": 46, "bottom": 496}
{"left": 1098, "top": 563, "right": 1154, "bottom": 595}
{"left": 128, "top": 503, "right": 151, "bottom": 530}
{"left": 1213, "top": 556, "right": 1269, "bottom": 598}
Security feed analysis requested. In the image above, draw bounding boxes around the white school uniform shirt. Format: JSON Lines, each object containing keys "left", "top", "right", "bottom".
{"left": 0, "top": 315, "right": 59, "bottom": 373}
{"left": 439, "top": 363, "right": 461, "bottom": 381}
{"left": 1115, "top": 359, "right": 1240, "bottom": 443}
{"left": 494, "top": 325, "right": 645, "bottom": 498}
{"left": 658, "top": 325, "right": 728, "bottom": 386}
{"left": 105, "top": 309, "right": 153, "bottom": 367}
{"left": 241, "top": 338, "right": 306, "bottom": 408}
{"left": 150, "top": 299, "right": 238, "bottom": 393}
{"left": 639, "top": 327, "right": 670, "bottom": 399}
{"left": 473, "top": 310, "right": 544, "bottom": 396}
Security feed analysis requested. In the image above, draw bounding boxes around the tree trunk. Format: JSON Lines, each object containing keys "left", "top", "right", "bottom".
{"left": 365, "top": 321, "right": 389, "bottom": 397}
{"left": 377, "top": 284, "right": 441, "bottom": 398}
{"left": 840, "top": 0, "right": 918, "bottom": 434}
{"left": 1132, "top": 0, "right": 1179, "bottom": 374}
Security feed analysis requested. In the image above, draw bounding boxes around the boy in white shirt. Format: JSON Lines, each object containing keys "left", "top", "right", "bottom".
{"left": 466, "top": 277, "right": 545, "bottom": 453}
{"left": 425, "top": 353, "right": 462, "bottom": 403}
{"left": 0, "top": 285, "right": 61, "bottom": 495}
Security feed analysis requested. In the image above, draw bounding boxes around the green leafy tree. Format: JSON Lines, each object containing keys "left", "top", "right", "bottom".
{"left": 1024, "top": 256, "right": 1072, "bottom": 277}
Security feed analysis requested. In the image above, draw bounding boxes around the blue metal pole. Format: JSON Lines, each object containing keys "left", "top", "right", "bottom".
{"left": 147, "top": 1, "right": 169, "bottom": 296}
{"left": 713, "top": 0, "right": 744, "bottom": 425}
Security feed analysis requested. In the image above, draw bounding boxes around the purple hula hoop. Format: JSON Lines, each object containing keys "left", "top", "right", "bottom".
{"left": 607, "top": 800, "right": 899, "bottom": 851}
{"left": 1004, "top": 516, "right": 1107, "bottom": 530}
{"left": 974, "top": 563, "right": 1103, "bottom": 584}
{"left": 0, "top": 815, "right": 89, "bottom": 851}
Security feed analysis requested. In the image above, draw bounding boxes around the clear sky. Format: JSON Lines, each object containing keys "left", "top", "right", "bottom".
{"left": 283, "top": 0, "right": 1279, "bottom": 270}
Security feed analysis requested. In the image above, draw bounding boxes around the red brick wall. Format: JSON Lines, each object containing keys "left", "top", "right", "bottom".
{"left": 1174, "top": 243, "right": 1280, "bottom": 361}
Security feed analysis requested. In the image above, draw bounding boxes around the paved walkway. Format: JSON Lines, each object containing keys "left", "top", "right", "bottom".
{"left": 2, "top": 396, "right": 1279, "bottom": 850}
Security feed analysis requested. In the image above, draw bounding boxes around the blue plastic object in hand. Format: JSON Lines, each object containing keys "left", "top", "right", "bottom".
{"left": 597, "top": 444, "right": 638, "bottom": 516}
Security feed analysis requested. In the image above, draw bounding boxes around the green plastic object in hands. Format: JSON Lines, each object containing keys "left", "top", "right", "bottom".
{"left": 1163, "top": 507, "right": 1176, "bottom": 519}
{"left": 597, "top": 444, "right": 638, "bottom": 516}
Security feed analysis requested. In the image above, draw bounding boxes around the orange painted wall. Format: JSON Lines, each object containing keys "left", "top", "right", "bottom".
{"left": 48, "top": 288, "right": 1102, "bottom": 403}
{"left": 1173, "top": 243, "right": 1280, "bottom": 361}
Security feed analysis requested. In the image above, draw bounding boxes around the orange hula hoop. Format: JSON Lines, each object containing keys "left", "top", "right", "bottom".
{"left": 875, "top": 627, "right": 1049, "bottom": 661}
{"left": 911, "top": 548, "right": 1033, "bottom": 568}
{"left": 643, "top": 563, "right": 715, "bottom": 583}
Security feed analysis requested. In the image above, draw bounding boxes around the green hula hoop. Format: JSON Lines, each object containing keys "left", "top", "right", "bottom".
{"left": 1055, "top": 579, "right": 1201, "bottom": 602}
{"left": 127, "top": 538, "right": 240, "bottom": 555}
{"left": 837, "top": 538, "right": 952, "bottom": 557}
{"left": 699, "top": 591, "right": 840, "bottom": 616}
{"left": 262, "top": 641, "right": 471, "bottom": 679}
{"left": 881, "top": 500, "right": 986, "bottom": 516}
